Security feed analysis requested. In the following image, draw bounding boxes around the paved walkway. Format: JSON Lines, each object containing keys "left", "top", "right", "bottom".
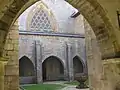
{"left": 44, "top": 81, "right": 89, "bottom": 90}
{"left": 61, "top": 85, "right": 89, "bottom": 90}
{"left": 61, "top": 86, "right": 89, "bottom": 90}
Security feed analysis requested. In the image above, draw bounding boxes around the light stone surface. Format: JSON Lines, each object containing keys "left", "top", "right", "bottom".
{"left": 18, "top": 0, "right": 87, "bottom": 83}
{"left": 0, "top": 0, "right": 120, "bottom": 90}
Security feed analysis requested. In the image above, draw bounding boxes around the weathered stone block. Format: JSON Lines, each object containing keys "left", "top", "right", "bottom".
{"left": 10, "top": 25, "right": 19, "bottom": 30}
{"left": 12, "top": 40, "right": 18, "bottom": 44}
{"left": 103, "top": 59, "right": 120, "bottom": 90}
{"left": 4, "top": 75, "right": 19, "bottom": 90}
{"left": 5, "top": 44, "right": 14, "bottom": 51}
{"left": 13, "top": 44, "right": 18, "bottom": 51}
{"left": 5, "top": 65, "right": 19, "bottom": 75}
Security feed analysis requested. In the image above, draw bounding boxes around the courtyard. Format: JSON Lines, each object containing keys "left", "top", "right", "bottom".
{"left": 20, "top": 81, "right": 89, "bottom": 90}
{"left": 0, "top": 0, "right": 120, "bottom": 90}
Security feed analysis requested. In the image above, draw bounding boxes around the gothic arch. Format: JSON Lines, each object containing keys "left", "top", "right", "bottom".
{"left": 0, "top": 0, "right": 120, "bottom": 90}
{"left": 73, "top": 55, "right": 85, "bottom": 74}
{"left": 42, "top": 56, "right": 64, "bottom": 81}
{"left": 42, "top": 55, "right": 65, "bottom": 67}
{"left": 19, "top": 56, "right": 35, "bottom": 77}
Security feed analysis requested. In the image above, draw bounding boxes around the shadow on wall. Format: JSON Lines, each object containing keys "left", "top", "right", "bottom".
{"left": 19, "top": 56, "right": 36, "bottom": 84}
{"left": 42, "top": 56, "right": 64, "bottom": 81}
{"left": 73, "top": 56, "right": 84, "bottom": 79}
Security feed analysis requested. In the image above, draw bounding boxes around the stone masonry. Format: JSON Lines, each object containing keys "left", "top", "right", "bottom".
{"left": 84, "top": 18, "right": 120, "bottom": 90}
{"left": 18, "top": 1, "right": 87, "bottom": 84}
{"left": 0, "top": 0, "right": 120, "bottom": 90}
{"left": 2, "top": 21, "right": 19, "bottom": 90}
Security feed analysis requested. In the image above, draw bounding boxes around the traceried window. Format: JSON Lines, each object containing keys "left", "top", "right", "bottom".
{"left": 30, "top": 9, "right": 52, "bottom": 32}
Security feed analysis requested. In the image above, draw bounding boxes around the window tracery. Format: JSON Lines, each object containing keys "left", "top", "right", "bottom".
{"left": 30, "top": 9, "right": 52, "bottom": 32}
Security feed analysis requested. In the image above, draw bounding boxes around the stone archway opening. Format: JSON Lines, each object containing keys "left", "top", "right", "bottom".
{"left": 19, "top": 56, "right": 35, "bottom": 84}
{"left": 42, "top": 56, "right": 64, "bottom": 82}
{"left": 73, "top": 56, "right": 84, "bottom": 79}
{"left": 0, "top": 0, "right": 119, "bottom": 90}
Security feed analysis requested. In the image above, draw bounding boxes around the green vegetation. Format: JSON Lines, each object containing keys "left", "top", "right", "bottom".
{"left": 64, "top": 81, "right": 80, "bottom": 85}
{"left": 64, "top": 80, "right": 89, "bottom": 86}
{"left": 23, "top": 84, "right": 65, "bottom": 90}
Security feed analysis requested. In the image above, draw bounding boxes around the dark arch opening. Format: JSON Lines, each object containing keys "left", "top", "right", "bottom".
{"left": 42, "top": 56, "right": 64, "bottom": 81}
{"left": 19, "top": 56, "right": 35, "bottom": 84}
{"left": 73, "top": 56, "right": 84, "bottom": 78}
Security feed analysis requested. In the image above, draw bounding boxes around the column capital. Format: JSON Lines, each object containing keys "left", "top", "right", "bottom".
{"left": 35, "top": 40, "right": 40, "bottom": 44}
{"left": 34, "top": 40, "right": 43, "bottom": 46}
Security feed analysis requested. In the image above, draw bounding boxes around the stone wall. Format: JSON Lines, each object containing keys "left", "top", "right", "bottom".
{"left": 102, "top": 59, "right": 120, "bottom": 90}
{"left": 19, "top": 34, "right": 86, "bottom": 64}
{"left": 2, "top": 21, "right": 19, "bottom": 90}
{"left": 19, "top": 34, "right": 86, "bottom": 82}
{"left": 85, "top": 18, "right": 120, "bottom": 90}
{"left": 18, "top": 0, "right": 84, "bottom": 34}
{"left": 18, "top": 0, "right": 87, "bottom": 83}
{"left": 0, "top": 0, "right": 120, "bottom": 90}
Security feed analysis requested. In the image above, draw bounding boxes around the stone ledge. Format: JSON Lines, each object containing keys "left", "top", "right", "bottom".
{"left": 103, "top": 58, "right": 120, "bottom": 64}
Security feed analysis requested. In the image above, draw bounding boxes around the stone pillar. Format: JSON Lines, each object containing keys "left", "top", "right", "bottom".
{"left": 0, "top": 57, "right": 8, "bottom": 90}
{"left": 84, "top": 19, "right": 104, "bottom": 90}
{"left": 0, "top": 62, "right": 4, "bottom": 90}
{"left": 3, "top": 20, "right": 19, "bottom": 90}
{"left": 102, "top": 59, "right": 120, "bottom": 90}
{"left": 64, "top": 42, "right": 69, "bottom": 80}
{"left": 35, "top": 40, "right": 43, "bottom": 83}
{"left": 67, "top": 44, "right": 74, "bottom": 82}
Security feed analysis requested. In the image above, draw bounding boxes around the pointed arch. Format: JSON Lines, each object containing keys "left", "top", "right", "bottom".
{"left": 19, "top": 56, "right": 36, "bottom": 84}
{"left": 42, "top": 56, "right": 64, "bottom": 81}
{"left": 73, "top": 55, "right": 85, "bottom": 75}
{"left": 19, "top": 56, "right": 35, "bottom": 77}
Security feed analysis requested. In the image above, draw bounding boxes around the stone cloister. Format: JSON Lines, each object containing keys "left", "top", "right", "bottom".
{"left": 18, "top": 1, "right": 86, "bottom": 84}
{"left": 0, "top": 0, "right": 120, "bottom": 90}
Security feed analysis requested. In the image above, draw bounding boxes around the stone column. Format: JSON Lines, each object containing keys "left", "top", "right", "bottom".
{"left": 3, "top": 20, "right": 19, "bottom": 90}
{"left": 84, "top": 19, "right": 104, "bottom": 90}
{"left": 0, "top": 62, "right": 4, "bottom": 90}
{"left": 0, "top": 57, "right": 8, "bottom": 90}
{"left": 35, "top": 40, "right": 43, "bottom": 83}
{"left": 64, "top": 42, "right": 69, "bottom": 80}
{"left": 67, "top": 44, "right": 74, "bottom": 82}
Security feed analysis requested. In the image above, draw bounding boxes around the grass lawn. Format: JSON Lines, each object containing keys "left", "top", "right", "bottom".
{"left": 64, "top": 81, "right": 79, "bottom": 85}
{"left": 64, "top": 80, "right": 89, "bottom": 87}
{"left": 23, "top": 84, "right": 65, "bottom": 90}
